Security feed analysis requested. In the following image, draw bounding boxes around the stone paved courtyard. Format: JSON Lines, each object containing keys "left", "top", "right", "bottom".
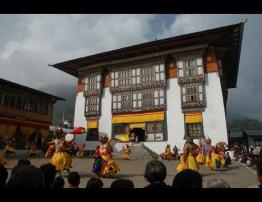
{"left": 3, "top": 155, "right": 258, "bottom": 188}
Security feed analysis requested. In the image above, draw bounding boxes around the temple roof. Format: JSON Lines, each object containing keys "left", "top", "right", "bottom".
{"left": 0, "top": 78, "right": 65, "bottom": 101}
{"left": 50, "top": 22, "right": 245, "bottom": 88}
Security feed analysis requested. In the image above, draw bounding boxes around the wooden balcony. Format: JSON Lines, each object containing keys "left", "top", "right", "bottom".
{"left": 0, "top": 106, "right": 52, "bottom": 124}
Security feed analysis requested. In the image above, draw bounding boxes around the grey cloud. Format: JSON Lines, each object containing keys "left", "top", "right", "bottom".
{"left": 0, "top": 14, "right": 261, "bottom": 120}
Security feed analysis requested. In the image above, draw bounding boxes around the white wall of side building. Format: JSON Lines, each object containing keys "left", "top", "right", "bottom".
{"left": 74, "top": 92, "right": 86, "bottom": 128}
{"left": 202, "top": 72, "right": 228, "bottom": 145}
{"left": 99, "top": 88, "right": 112, "bottom": 138}
{"left": 144, "top": 78, "right": 185, "bottom": 154}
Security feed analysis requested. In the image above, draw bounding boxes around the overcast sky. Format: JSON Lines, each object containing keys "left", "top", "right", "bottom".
{"left": 0, "top": 14, "right": 261, "bottom": 120}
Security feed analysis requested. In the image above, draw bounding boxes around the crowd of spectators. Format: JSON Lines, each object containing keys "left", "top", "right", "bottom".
{"left": 0, "top": 159, "right": 262, "bottom": 188}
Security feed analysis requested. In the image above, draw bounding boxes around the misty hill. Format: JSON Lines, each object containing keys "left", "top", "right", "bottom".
{"left": 38, "top": 84, "right": 76, "bottom": 125}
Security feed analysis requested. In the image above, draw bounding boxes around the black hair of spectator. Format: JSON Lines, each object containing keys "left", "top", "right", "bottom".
{"left": 7, "top": 165, "right": 45, "bottom": 188}
{"left": 40, "top": 163, "right": 57, "bottom": 188}
{"left": 110, "top": 179, "right": 134, "bottom": 188}
{"left": 0, "top": 165, "right": 8, "bottom": 188}
{"left": 17, "top": 159, "right": 31, "bottom": 166}
{"left": 53, "top": 176, "right": 65, "bottom": 189}
{"left": 68, "top": 172, "right": 80, "bottom": 187}
{"left": 256, "top": 158, "right": 262, "bottom": 176}
{"left": 172, "top": 169, "right": 203, "bottom": 188}
{"left": 144, "top": 160, "right": 166, "bottom": 183}
{"left": 86, "top": 177, "right": 103, "bottom": 188}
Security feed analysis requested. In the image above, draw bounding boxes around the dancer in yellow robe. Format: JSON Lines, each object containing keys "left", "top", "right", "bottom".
{"left": 122, "top": 144, "right": 131, "bottom": 160}
{"left": 161, "top": 144, "right": 174, "bottom": 160}
{"left": 176, "top": 137, "right": 199, "bottom": 173}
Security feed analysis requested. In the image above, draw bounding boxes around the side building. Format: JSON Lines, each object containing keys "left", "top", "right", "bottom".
{"left": 0, "top": 78, "right": 64, "bottom": 149}
{"left": 51, "top": 22, "right": 244, "bottom": 154}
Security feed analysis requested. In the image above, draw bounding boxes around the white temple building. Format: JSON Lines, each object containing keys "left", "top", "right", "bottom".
{"left": 51, "top": 22, "right": 244, "bottom": 154}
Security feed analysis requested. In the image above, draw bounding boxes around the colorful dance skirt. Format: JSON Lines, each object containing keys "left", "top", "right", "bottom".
{"left": 176, "top": 154, "right": 199, "bottom": 173}
{"left": 122, "top": 152, "right": 131, "bottom": 160}
{"left": 50, "top": 152, "right": 66, "bottom": 171}
{"left": 196, "top": 154, "right": 206, "bottom": 164}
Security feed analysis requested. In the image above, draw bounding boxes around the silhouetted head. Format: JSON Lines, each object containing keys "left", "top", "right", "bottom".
{"left": 86, "top": 177, "right": 103, "bottom": 188}
{"left": 0, "top": 165, "right": 8, "bottom": 188}
{"left": 53, "top": 176, "right": 65, "bottom": 189}
{"left": 68, "top": 172, "right": 80, "bottom": 188}
{"left": 144, "top": 160, "right": 166, "bottom": 183}
{"left": 110, "top": 179, "right": 134, "bottom": 188}
{"left": 172, "top": 169, "right": 202, "bottom": 188}
{"left": 40, "top": 163, "right": 57, "bottom": 188}
{"left": 8, "top": 165, "right": 45, "bottom": 188}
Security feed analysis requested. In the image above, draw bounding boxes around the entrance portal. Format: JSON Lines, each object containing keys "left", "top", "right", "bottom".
{"left": 130, "top": 128, "right": 146, "bottom": 142}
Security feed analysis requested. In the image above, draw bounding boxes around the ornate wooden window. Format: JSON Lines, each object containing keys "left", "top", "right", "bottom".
{"left": 154, "top": 89, "right": 165, "bottom": 107}
{"left": 185, "top": 122, "right": 204, "bottom": 139}
{"left": 132, "top": 68, "right": 141, "bottom": 85}
{"left": 177, "top": 57, "right": 203, "bottom": 78}
{"left": 132, "top": 92, "right": 142, "bottom": 109}
{"left": 145, "top": 121, "right": 165, "bottom": 141}
{"left": 181, "top": 84, "right": 205, "bottom": 104}
{"left": 111, "top": 69, "right": 132, "bottom": 87}
{"left": 85, "top": 97, "right": 100, "bottom": 116}
{"left": 113, "top": 94, "right": 132, "bottom": 111}
{"left": 155, "top": 64, "right": 165, "bottom": 82}
{"left": 141, "top": 66, "right": 154, "bottom": 83}
{"left": 112, "top": 124, "right": 129, "bottom": 137}
{"left": 84, "top": 74, "right": 101, "bottom": 92}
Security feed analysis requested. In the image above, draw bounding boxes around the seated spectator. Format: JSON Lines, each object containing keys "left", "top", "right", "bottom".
{"left": 67, "top": 172, "right": 80, "bottom": 188}
{"left": 40, "top": 163, "right": 57, "bottom": 188}
{"left": 86, "top": 177, "right": 103, "bottom": 188}
{"left": 172, "top": 169, "right": 202, "bottom": 188}
{"left": 110, "top": 179, "right": 134, "bottom": 188}
{"left": 53, "top": 176, "right": 65, "bottom": 189}
{"left": 0, "top": 165, "right": 8, "bottom": 188}
{"left": 256, "top": 158, "right": 262, "bottom": 188}
{"left": 206, "top": 178, "right": 231, "bottom": 188}
{"left": 144, "top": 160, "right": 171, "bottom": 188}
{"left": 7, "top": 165, "right": 45, "bottom": 188}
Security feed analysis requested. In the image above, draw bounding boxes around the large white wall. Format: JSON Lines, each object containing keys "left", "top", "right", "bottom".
{"left": 99, "top": 88, "right": 112, "bottom": 138}
{"left": 202, "top": 72, "right": 228, "bottom": 145}
{"left": 74, "top": 92, "right": 86, "bottom": 128}
{"left": 144, "top": 78, "right": 185, "bottom": 154}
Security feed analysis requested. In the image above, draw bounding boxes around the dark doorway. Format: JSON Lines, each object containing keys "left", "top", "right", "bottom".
{"left": 130, "top": 128, "right": 145, "bottom": 142}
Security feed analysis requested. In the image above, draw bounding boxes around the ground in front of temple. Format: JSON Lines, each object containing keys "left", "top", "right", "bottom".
{"left": 3, "top": 155, "right": 258, "bottom": 188}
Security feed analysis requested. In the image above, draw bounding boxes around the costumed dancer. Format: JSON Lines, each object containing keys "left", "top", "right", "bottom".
{"left": 176, "top": 137, "right": 199, "bottom": 173}
{"left": 45, "top": 143, "right": 55, "bottom": 158}
{"left": 161, "top": 144, "right": 174, "bottom": 160}
{"left": 173, "top": 145, "right": 179, "bottom": 160}
{"left": 122, "top": 144, "right": 131, "bottom": 160}
{"left": 204, "top": 138, "right": 213, "bottom": 169}
{"left": 196, "top": 138, "right": 205, "bottom": 164}
{"left": 1, "top": 136, "right": 16, "bottom": 156}
{"left": 76, "top": 144, "right": 86, "bottom": 157}
{"left": 26, "top": 142, "right": 37, "bottom": 157}
{"left": 50, "top": 134, "right": 68, "bottom": 174}
{"left": 92, "top": 135, "right": 120, "bottom": 177}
